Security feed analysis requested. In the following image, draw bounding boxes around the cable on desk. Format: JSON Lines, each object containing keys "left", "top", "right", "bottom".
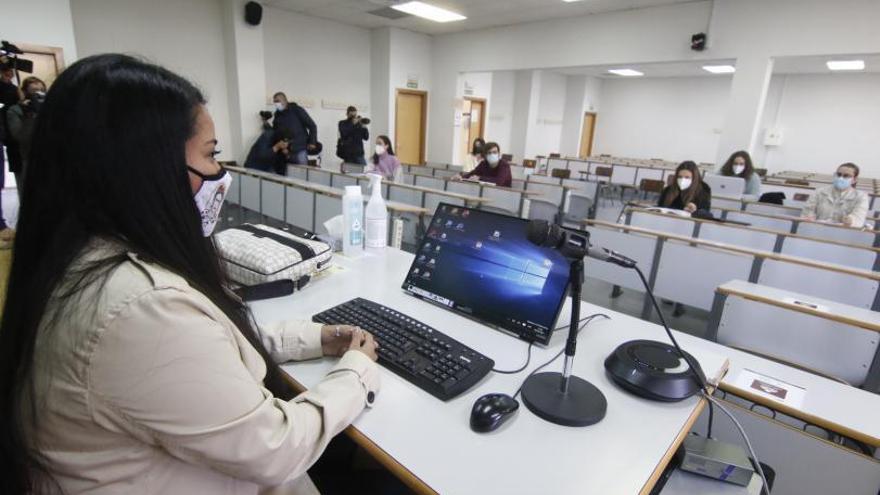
{"left": 511, "top": 313, "right": 610, "bottom": 399}
{"left": 704, "top": 394, "right": 771, "bottom": 495}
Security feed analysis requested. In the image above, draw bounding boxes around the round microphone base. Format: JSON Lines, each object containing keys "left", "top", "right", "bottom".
{"left": 521, "top": 372, "right": 607, "bottom": 427}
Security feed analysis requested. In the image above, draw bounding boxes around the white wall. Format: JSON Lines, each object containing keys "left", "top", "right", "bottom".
{"left": 263, "top": 6, "right": 371, "bottom": 159}
{"left": 527, "top": 71, "right": 567, "bottom": 160}
{"left": 452, "top": 71, "right": 492, "bottom": 165}
{"left": 593, "top": 76, "right": 732, "bottom": 164}
{"left": 387, "top": 28, "right": 432, "bottom": 149}
{"left": 487, "top": 71, "right": 516, "bottom": 153}
{"left": 71, "top": 0, "right": 233, "bottom": 160}
{"left": 760, "top": 73, "right": 880, "bottom": 174}
{"left": 559, "top": 76, "right": 587, "bottom": 157}
{"left": 1, "top": 0, "right": 77, "bottom": 65}
{"left": 509, "top": 70, "right": 537, "bottom": 163}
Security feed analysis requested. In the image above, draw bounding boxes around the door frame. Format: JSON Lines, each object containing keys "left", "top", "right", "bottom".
{"left": 579, "top": 111, "right": 597, "bottom": 159}
{"left": 464, "top": 96, "right": 487, "bottom": 143}
{"left": 394, "top": 89, "right": 428, "bottom": 165}
{"left": 16, "top": 43, "right": 66, "bottom": 79}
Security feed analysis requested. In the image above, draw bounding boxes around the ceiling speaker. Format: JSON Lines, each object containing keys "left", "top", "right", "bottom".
{"left": 245, "top": 1, "right": 263, "bottom": 26}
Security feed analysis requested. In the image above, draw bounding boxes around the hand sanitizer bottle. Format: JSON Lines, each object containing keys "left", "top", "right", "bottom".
{"left": 365, "top": 174, "right": 388, "bottom": 251}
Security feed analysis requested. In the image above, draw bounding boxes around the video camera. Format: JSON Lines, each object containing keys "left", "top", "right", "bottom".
{"left": 0, "top": 40, "right": 34, "bottom": 74}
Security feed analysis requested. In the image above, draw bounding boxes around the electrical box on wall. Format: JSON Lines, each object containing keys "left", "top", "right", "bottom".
{"left": 764, "top": 127, "right": 784, "bottom": 146}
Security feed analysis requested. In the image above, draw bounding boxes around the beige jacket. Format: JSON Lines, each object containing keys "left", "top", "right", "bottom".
{"left": 28, "top": 243, "right": 379, "bottom": 494}
{"left": 802, "top": 185, "right": 870, "bottom": 228}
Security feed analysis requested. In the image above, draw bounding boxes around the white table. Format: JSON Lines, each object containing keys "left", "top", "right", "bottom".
{"left": 249, "top": 248, "right": 729, "bottom": 495}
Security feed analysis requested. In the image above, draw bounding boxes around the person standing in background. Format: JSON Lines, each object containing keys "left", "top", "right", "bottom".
{"left": 801, "top": 162, "right": 868, "bottom": 227}
{"left": 366, "top": 135, "right": 401, "bottom": 182}
{"left": 272, "top": 92, "right": 317, "bottom": 165}
{"left": 719, "top": 150, "right": 761, "bottom": 196}
{"left": 337, "top": 106, "right": 369, "bottom": 165}
{"left": 7, "top": 76, "right": 46, "bottom": 186}
{"left": 463, "top": 137, "right": 485, "bottom": 174}
{"left": 0, "top": 61, "right": 19, "bottom": 245}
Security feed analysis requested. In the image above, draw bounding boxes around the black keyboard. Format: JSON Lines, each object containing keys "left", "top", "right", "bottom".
{"left": 313, "top": 298, "right": 494, "bottom": 401}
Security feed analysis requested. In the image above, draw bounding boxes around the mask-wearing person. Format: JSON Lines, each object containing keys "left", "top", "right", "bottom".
{"left": 659, "top": 161, "right": 711, "bottom": 214}
{"left": 802, "top": 163, "right": 868, "bottom": 227}
{"left": 458, "top": 142, "right": 512, "bottom": 187}
{"left": 367, "top": 135, "right": 400, "bottom": 182}
{"left": 677, "top": 177, "right": 692, "bottom": 190}
{"left": 187, "top": 166, "right": 232, "bottom": 237}
{"left": 720, "top": 150, "right": 762, "bottom": 196}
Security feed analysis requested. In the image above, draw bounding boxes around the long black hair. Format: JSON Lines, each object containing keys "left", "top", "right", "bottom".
{"left": 0, "top": 54, "right": 296, "bottom": 494}
{"left": 372, "top": 134, "right": 395, "bottom": 165}
{"left": 662, "top": 160, "right": 705, "bottom": 208}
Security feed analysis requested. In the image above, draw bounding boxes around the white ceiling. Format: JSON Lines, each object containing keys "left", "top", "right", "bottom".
{"left": 546, "top": 54, "right": 880, "bottom": 79}
{"left": 262, "top": 0, "right": 701, "bottom": 35}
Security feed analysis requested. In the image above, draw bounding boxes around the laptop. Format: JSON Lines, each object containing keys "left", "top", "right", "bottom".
{"left": 703, "top": 174, "right": 745, "bottom": 198}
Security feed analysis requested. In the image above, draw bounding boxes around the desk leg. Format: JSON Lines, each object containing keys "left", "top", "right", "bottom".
{"left": 705, "top": 293, "right": 727, "bottom": 342}
{"left": 864, "top": 347, "right": 880, "bottom": 393}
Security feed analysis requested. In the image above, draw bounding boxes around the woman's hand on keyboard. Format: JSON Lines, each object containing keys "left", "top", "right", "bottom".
{"left": 321, "top": 325, "right": 378, "bottom": 361}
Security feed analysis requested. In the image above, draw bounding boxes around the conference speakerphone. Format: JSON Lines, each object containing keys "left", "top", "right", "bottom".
{"left": 401, "top": 203, "right": 571, "bottom": 345}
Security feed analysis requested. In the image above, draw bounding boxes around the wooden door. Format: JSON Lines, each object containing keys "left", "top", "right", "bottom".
{"left": 395, "top": 90, "right": 427, "bottom": 165}
{"left": 457, "top": 99, "right": 472, "bottom": 166}
{"left": 17, "top": 43, "right": 65, "bottom": 87}
{"left": 579, "top": 112, "right": 597, "bottom": 159}
{"left": 468, "top": 99, "right": 485, "bottom": 143}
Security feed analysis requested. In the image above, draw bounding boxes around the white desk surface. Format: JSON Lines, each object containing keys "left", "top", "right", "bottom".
{"left": 249, "top": 249, "right": 730, "bottom": 495}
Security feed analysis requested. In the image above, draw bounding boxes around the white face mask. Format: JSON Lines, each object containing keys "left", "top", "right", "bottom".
{"left": 677, "top": 177, "right": 692, "bottom": 190}
{"left": 732, "top": 165, "right": 745, "bottom": 175}
{"left": 487, "top": 153, "right": 500, "bottom": 167}
{"left": 274, "top": 102, "right": 285, "bottom": 112}
{"left": 375, "top": 144, "right": 387, "bottom": 155}
{"left": 189, "top": 167, "right": 232, "bottom": 237}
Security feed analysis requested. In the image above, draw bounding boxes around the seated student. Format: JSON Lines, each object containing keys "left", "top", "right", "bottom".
{"left": 0, "top": 54, "right": 379, "bottom": 494}
{"left": 719, "top": 150, "right": 761, "bottom": 196}
{"left": 453, "top": 141, "right": 512, "bottom": 187}
{"left": 244, "top": 127, "right": 292, "bottom": 175}
{"left": 801, "top": 162, "right": 869, "bottom": 227}
{"left": 365, "top": 135, "right": 401, "bottom": 182}
{"left": 463, "top": 137, "right": 485, "bottom": 174}
{"left": 658, "top": 161, "right": 712, "bottom": 213}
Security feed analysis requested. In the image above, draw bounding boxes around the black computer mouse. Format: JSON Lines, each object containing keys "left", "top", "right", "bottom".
{"left": 470, "top": 393, "right": 519, "bottom": 433}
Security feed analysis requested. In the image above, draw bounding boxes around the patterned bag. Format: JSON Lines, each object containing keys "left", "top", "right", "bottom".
{"left": 214, "top": 224, "right": 332, "bottom": 288}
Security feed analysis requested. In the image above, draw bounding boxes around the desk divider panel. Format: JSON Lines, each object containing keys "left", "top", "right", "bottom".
{"left": 525, "top": 182, "right": 564, "bottom": 206}
{"left": 779, "top": 237, "right": 878, "bottom": 271}
{"left": 711, "top": 197, "right": 743, "bottom": 211}
{"left": 568, "top": 161, "right": 590, "bottom": 177}
{"left": 240, "top": 175, "right": 261, "bottom": 212}
{"left": 585, "top": 227, "right": 658, "bottom": 292}
{"left": 285, "top": 186, "right": 314, "bottom": 231}
{"left": 411, "top": 167, "right": 434, "bottom": 177}
{"left": 290, "top": 166, "right": 308, "bottom": 181}
{"left": 628, "top": 211, "right": 696, "bottom": 238}
{"left": 610, "top": 164, "right": 637, "bottom": 185}
{"left": 424, "top": 193, "right": 462, "bottom": 216}
{"left": 314, "top": 194, "right": 339, "bottom": 234}
{"left": 434, "top": 169, "right": 457, "bottom": 179}
{"left": 652, "top": 241, "right": 754, "bottom": 311}
{"left": 510, "top": 167, "right": 527, "bottom": 180}
{"left": 745, "top": 202, "right": 801, "bottom": 217}
{"left": 756, "top": 259, "right": 879, "bottom": 310}
{"left": 388, "top": 184, "right": 422, "bottom": 208}
{"left": 481, "top": 188, "right": 521, "bottom": 215}
{"left": 399, "top": 173, "right": 415, "bottom": 185}
{"left": 446, "top": 181, "right": 481, "bottom": 196}
{"left": 333, "top": 174, "right": 358, "bottom": 189}
{"left": 309, "top": 169, "right": 332, "bottom": 186}
{"left": 635, "top": 168, "right": 664, "bottom": 183}
{"left": 725, "top": 211, "right": 794, "bottom": 233}
{"left": 698, "top": 222, "right": 778, "bottom": 253}
{"left": 717, "top": 296, "right": 877, "bottom": 386}
{"left": 547, "top": 158, "right": 568, "bottom": 175}
{"left": 227, "top": 170, "right": 241, "bottom": 204}
{"left": 794, "top": 222, "right": 877, "bottom": 248}
{"left": 261, "top": 180, "right": 286, "bottom": 222}
{"left": 528, "top": 174, "right": 561, "bottom": 185}
{"left": 413, "top": 175, "right": 446, "bottom": 191}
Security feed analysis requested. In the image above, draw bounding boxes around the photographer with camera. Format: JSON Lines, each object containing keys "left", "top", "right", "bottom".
{"left": 0, "top": 59, "right": 20, "bottom": 245}
{"left": 337, "top": 106, "right": 369, "bottom": 165}
{"left": 245, "top": 121, "right": 293, "bottom": 176}
{"left": 7, "top": 76, "right": 45, "bottom": 186}
{"left": 272, "top": 92, "right": 317, "bottom": 165}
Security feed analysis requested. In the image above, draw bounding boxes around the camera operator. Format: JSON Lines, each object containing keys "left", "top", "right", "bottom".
{"left": 0, "top": 60, "right": 19, "bottom": 244}
{"left": 337, "top": 106, "right": 369, "bottom": 165}
{"left": 272, "top": 91, "right": 317, "bottom": 165}
{"left": 7, "top": 76, "right": 45, "bottom": 185}
{"left": 259, "top": 110, "right": 272, "bottom": 131}
{"left": 244, "top": 126, "right": 293, "bottom": 176}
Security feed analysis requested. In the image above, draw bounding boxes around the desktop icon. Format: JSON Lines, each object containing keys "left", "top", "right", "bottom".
{"left": 492, "top": 231, "right": 501, "bottom": 239}
{"left": 441, "top": 233, "right": 447, "bottom": 240}
{"left": 446, "top": 220, "right": 454, "bottom": 227}
{"left": 475, "top": 241, "right": 483, "bottom": 249}
{"left": 456, "top": 223, "right": 465, "bottom": 230}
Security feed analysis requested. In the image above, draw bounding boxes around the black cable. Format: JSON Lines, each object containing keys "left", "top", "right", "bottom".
{"left": 491, "top": 314, "right": 609, "bottom": 374}
{"left": 512, "top": 313, "right": 610, "bottom": 399}
{"left": 632, "top": 264, "right": 715, "bottom": 439}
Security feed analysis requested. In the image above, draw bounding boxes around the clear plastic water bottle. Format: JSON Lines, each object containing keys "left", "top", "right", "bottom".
{"left": 342, "top": 185, "right": 364, "bottom": 257}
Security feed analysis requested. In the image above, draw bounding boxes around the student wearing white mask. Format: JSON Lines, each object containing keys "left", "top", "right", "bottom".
{"left": 719, "top": 150, "right": 762, "bottom": 196}
{"left": 802, "top": 162, "right": 868, "bottom": 227}
{"left": 452, "top": 141, "right": 512, "bottom": 187}
{"left": 658, "top": 161, "right": 712, "bottom": 213}
{"left": 365, "top": 134, "right": 401, "bottom": 182}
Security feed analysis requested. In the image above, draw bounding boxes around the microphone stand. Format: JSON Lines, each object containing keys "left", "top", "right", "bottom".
{"left": 521, "top": 256, "right": 607, "bottom": 427}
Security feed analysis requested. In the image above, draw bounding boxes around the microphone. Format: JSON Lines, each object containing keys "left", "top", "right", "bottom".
{"left": 527, "top": 220, "right": 635, "bottom": 267}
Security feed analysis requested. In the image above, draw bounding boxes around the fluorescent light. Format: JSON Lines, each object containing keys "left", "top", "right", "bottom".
{"left": 702, "top": 64, "right": 736, "bottom": 74}
{"left": 562, "top": 0, "right": 585, "bottom": 2}
{"left": 391, "top": 1, "right": 466, "bottom": 22}
{"left": 826, "top": 60, "right": 865, "bottom": 71}
{"left": 608, "top": 69, "right": 644, "bottom": 77}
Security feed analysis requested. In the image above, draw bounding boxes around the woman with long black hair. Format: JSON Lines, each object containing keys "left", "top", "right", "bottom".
{"left": 0, "top": 54, "right": 378, "bottom": 494}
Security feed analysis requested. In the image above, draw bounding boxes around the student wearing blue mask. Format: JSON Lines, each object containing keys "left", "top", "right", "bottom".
{"left": 802, "top": 162, "right": 869, "bottom": 227}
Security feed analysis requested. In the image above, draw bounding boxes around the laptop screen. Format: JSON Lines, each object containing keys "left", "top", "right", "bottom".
{"left": 401, "top": 203, "right": 570, "bottom": 344}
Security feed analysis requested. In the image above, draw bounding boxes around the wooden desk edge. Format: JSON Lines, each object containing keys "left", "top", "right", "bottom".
{"left": 718, "top": 381, "right": 880, "bottom": 448}
{"left": 715, "top": 286, "right": 880, "bottom": 333}
{"left": 639, "top": 358, "right": 730, "bottom": 495}
{"left": 281, "top": 373, "right": 439, "bottom": 495}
